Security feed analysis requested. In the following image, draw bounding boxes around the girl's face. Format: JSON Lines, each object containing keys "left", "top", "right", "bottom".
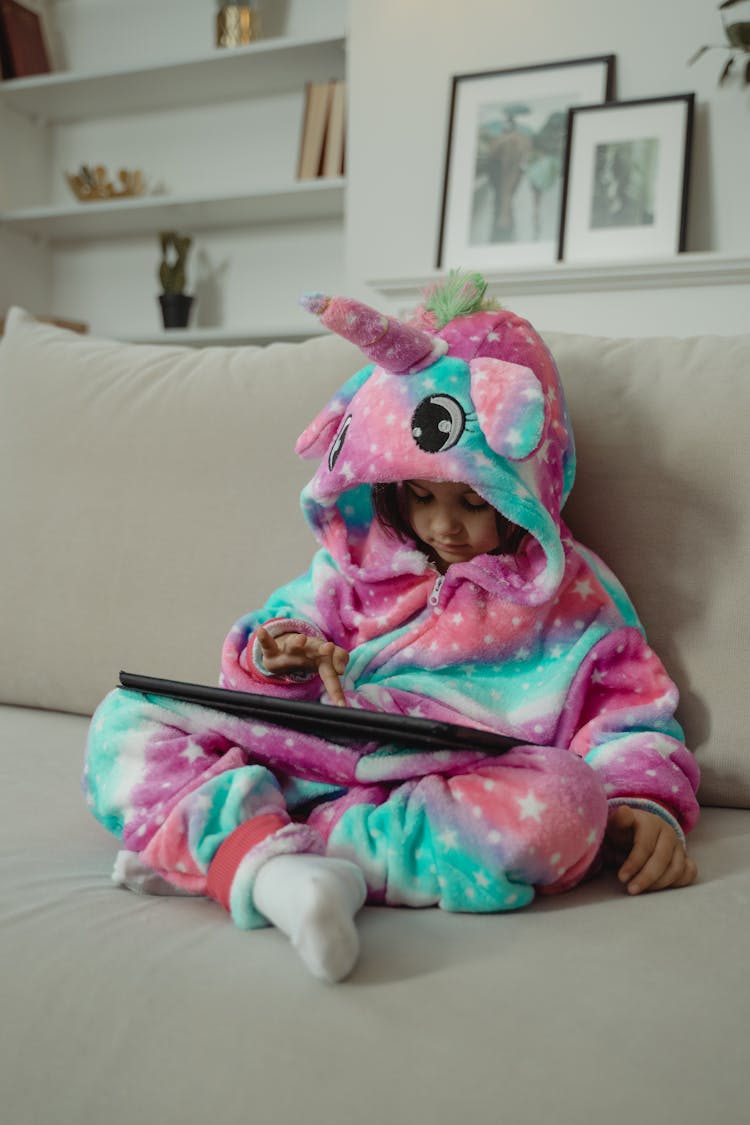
{"left": 403, "top": 479, "right": 503, "bottom": 573}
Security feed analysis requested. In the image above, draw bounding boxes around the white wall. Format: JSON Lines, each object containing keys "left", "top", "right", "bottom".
{"left": 0, "top": 96, "right": 52, "bottom": 313}
{"left": 46, "top": 0, "right": 346, "bottom": 71}
{"left": 346, "top": 0, "right": 750, "bottom": 333}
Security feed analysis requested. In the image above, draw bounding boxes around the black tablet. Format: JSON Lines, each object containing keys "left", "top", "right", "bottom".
{"left": 119, "top": 671, "right": 518, "bottom": 755}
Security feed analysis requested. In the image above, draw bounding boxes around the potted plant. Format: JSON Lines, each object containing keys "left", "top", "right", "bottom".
{"left": 689, "top": 0, "right": 750, "bottom": 84}
{"left": 158, "top": 231, "right": 195, "bottom": 329}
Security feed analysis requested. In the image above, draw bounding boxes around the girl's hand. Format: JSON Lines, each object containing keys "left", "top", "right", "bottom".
{"left": 605, "top": 806, "right": 697, "bottom": 895}
{"left": 256, "top": 626, "right": 349, "bottom": 707}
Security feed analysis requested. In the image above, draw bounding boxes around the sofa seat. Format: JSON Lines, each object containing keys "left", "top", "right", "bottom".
{"left": 2, "top": 700, "right": 748, "bottom": 1125}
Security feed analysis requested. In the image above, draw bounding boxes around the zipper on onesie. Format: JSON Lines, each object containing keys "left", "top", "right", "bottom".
{"left": 428, "top": 574, "right": 445, "bottom": 609}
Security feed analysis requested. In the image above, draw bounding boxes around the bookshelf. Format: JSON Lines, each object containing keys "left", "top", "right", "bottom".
{"left": 0, "top": 180, "right": 346, "bottom": 242}
{"left": 0, "top": 34, "right": 346, "bottom": 123}
{"left": 0, "top": 29, "right": 348, "bottom": 342}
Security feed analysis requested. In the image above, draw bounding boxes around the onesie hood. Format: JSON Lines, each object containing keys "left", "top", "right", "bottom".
{"left": 295, "top": 273, "right": 576, "bottom": 605}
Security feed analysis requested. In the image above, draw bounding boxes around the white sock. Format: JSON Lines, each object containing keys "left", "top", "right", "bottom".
{"left": 253, "top": 854, "right": 367, "bottom": 983}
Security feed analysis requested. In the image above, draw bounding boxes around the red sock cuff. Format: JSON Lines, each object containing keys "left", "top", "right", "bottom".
{"left": 206, "top": 813, "right": 287, "bottom": 912}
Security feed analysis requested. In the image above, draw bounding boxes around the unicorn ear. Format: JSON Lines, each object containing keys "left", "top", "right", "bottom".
{"left": 295, "top": 364, "right": 374, "bottom": 459}
{"left": 469, "top": 357, "right": 545, "bottom": 460}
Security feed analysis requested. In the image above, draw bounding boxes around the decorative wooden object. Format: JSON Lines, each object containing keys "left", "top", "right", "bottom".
{"left": 65, "top": 166, "right": 146, "bottom": 203}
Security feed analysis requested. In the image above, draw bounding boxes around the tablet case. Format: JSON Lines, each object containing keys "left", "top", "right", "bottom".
{"left": 119, "top": 671, "right": 519, "bottom": 755}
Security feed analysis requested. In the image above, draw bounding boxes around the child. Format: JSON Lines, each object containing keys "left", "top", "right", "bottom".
{"left": 84, "top": 273, "right": 699, "bottom": 983}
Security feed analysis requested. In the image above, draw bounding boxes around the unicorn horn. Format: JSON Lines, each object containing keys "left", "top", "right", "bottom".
{"left": 300, "top": 292, "right": 446, "bottom": 374}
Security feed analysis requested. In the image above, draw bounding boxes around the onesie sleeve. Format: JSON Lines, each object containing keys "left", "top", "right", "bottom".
{"left": 219, "top": 550, "right": 344, "bottom": 700}
{"left": 559, "top": 627, "right": 700, "bottom": 840}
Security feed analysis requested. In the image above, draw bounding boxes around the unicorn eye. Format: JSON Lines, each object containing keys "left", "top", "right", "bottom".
{"left": 411, "top": 395, "right": 466, "bottom": 453}
{"left": 328, "top": 414, "right": 352, "bottom": 471}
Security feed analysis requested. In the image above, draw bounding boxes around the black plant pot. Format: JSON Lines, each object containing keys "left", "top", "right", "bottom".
{"left": 159, "top": 292, "right": 194, "bottom": 330}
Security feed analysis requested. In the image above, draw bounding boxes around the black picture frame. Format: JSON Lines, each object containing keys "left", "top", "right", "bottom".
{"left": 557, "top": 93, "right": 695, "bottom": 262}
{"left": 436, "top": 54, "right": 615, "bottom": 270}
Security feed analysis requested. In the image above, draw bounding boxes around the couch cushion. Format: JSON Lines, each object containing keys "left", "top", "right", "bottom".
{"left": 0, "top": 309, "right": 747, "bottom": 807}
{"left": 0, "top": 307, "right": 361, "bottom": 714}
{"left": 545, "top": 330, "right": 750, "bottom": 808}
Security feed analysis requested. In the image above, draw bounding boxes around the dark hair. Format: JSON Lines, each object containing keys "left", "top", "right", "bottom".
{"left": 371, "top": 482, "right": 413, "bottom": 542}
{"left": 370, "top": 482, "right": 526, "bottom": 557}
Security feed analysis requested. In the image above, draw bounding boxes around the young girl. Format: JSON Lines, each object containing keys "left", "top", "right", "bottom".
{"left": 84, "top": 274, "right": 699, "bottom": 983}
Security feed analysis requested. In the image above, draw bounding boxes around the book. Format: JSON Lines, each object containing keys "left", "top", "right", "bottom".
{"left": 321, "top": 79, "right": 346, "bottom": 179}
{"left": 297, "top": 80, "right": 334, "bottom": 180}
{"left": 0, "top": 8, "right": 13, "bottom": 78}
{"left": 0, "top": 0, "right": 51, "bottom": 80}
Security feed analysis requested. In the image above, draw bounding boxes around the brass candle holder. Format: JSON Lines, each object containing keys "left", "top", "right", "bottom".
{"left": 216, "top": 4, "right": 260, "bottom": 48}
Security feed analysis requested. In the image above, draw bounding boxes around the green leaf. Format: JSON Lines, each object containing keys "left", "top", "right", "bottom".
{"left": 687, "top": 45, "right": 710, "bottom": 65}
{"left": 726, "top": 21, "right": 750, "bottom": 47}
{"left": 719, "top": 55, "right": 736, "bottom": 83}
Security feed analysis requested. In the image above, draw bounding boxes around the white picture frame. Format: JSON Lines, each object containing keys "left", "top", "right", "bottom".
{"left": 436, "top": 56, "right": 615, "bottom": 270}
{"left": 558, "top": 94, "right": 695, "bottom": 262}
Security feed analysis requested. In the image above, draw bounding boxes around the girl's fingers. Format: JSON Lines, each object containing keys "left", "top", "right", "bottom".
{"left": 623, "top": 830, "right": 675, "bottom": 894}
{"left": 314, "top": 644, "right": 344, "bottom": 705}
{"left": 646, "top": 844, "right": 687, "bottom": 891}
{"left": 618, "top": 828, "right": 656, "bottom": 884}
{"left": 256, "top": 626, "right": 278, "bottom": 655}
{"left": 259, "top": 632, "right": 349, "bottom": 702}
{"left": 636, "top": 847, "right": 697, "bottom": 893}
{"left": 284, "top": 634, "right": 309, "bottom": 654}
{"left": 259, "top": 631, "right": 314, "bottom": 673}
{"left": 318, "top": 660, "right": 346, "bottom": 707}
{"left": 673, "top": 856, "right": 698, "bottom": 888}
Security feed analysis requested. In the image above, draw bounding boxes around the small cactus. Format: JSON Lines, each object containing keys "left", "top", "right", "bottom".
{"left": 158, "top": 231, "right": 192, "bottom": 294}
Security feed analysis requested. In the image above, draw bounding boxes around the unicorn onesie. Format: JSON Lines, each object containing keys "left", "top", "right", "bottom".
{"left": 84, "top": 276, "right": 700, "bottom": 932}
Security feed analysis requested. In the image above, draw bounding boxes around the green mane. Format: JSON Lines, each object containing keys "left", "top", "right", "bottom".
{"left": 421, "top": 270, "right": 501, "bottom": 329}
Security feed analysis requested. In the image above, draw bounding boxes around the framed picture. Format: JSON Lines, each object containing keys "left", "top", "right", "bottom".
{"left": 558, "top": 94, "right": 695, "bottom": 262}
{"left": 436, "top": 55, "right": 615, "bottom": 270}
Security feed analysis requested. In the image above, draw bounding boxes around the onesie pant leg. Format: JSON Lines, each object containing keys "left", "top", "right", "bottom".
{"left": 310, "top": 746, "right": 607, "bottom": 912}
{"left": 84, "top": 689, "right": 324, "bottom": 929}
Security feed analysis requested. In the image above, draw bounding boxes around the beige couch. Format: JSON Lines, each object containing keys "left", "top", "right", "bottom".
{"left": 1, "top": 308, "right": 748, "bottom": 1125}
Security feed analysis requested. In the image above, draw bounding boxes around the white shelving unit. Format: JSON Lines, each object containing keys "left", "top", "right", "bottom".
{"left": 0, "top": 35, "right": 345, "bottom": 123}
{"left": 0, "top": 180, "right": 346, "bottom": 243}
{"left": 0, "top": 31, "right": 348, "bottom": 343}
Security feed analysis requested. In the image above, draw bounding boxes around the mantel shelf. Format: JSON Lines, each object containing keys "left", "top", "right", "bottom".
{"left": 371, "top": 254, "right": 750, "bottom": 301}
{"left": 0, "top": 34, "right": 346, "bottom": 122}
{"left": 0, "top": 180, "right": 345, "bottom": 243}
